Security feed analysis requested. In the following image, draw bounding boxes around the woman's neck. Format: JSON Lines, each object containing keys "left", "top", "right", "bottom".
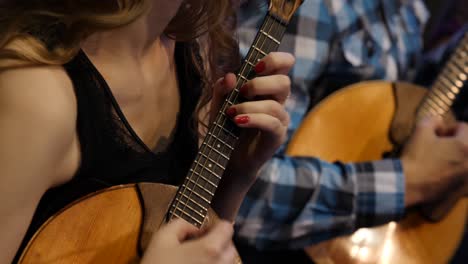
{"left": 82, "top": 1, "right": 183, "bottom": 61}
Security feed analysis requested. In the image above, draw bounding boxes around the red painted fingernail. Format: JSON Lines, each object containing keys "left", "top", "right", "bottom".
{"left": 255, "top": 61, "right": 266, "bottom": 74}
{"left": 226, "top": 107, "right": 237, "bottom": 117}
{"left": 235, "top": 116, "right": 250, "bottom": 125}
{"left": 240, "top": 84, "right": 248, "bottom": 96}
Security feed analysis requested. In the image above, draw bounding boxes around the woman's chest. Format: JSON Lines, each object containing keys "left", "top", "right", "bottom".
{"left": 108, "top": 64, "right": 181, "bottom": 152}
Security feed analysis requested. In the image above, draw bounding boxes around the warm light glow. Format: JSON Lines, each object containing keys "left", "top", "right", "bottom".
{"left": 380, "top": 222, "right": 397, "bottom": 264}
{"left": 359, "top": 247, "right": 370, "bottom": 260}
{"left": 351, "top": 245, "right": 360, "bottom": 258}
{"left": 351, "top": 228, "right": 371, "bottom": 244}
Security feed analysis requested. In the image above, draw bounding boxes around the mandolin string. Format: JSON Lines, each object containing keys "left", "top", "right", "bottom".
{"left": 198, "top": 13, "right": 280, "bottom": 216}
{"left": 172, "top": 8, "right": 292, "bottom": 224}
{"left": 430, "top": 35, "right": 467, "bottom": 116}
{"left": 188, "top": 14, "right": 277, "bottom": 218}
{"left": 230, "top": 15, "right": 287, "bottom": 111}
{"left": 170, "top": 14, "right": 277, "bottom": 224}
{"left": 193, "top": 13, "right": 282, "bottom": 220}
{"left": 418, "top": 34, "right": 468, "bottom": 120}
{"left": 180, "top": 14, "right": 275, "bottom": 224}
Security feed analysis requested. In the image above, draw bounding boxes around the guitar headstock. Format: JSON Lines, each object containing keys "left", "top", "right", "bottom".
{"left": 269, "top": 0, "right": 304, "bottom": 23}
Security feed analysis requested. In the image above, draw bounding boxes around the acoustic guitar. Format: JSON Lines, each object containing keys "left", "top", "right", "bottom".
{"left": 287, "top": 33, "right": 468, "bottom": 263}
{"left": 17, "top": 1, "right": 304, "bottom": 263}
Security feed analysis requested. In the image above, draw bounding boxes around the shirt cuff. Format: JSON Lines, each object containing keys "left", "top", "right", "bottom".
{"left": 350, "top": 159, "right": 405, "bottom": 228}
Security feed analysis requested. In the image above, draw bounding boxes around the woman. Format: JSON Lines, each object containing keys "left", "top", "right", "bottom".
{"left": 0, "top": 0, "right": 294, "bottom": 263}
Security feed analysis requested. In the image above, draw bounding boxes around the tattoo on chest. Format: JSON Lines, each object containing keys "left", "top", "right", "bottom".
{"left": 153, "top": 127, "right": 177, "bottom": 154}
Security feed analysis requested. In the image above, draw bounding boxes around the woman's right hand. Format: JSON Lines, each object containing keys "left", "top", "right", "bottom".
{"left": 141, "top": 219, "right": 237, "bottom": 264}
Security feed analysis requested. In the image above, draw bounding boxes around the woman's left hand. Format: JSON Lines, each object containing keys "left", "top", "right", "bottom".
{"left": 209, "top": 52, "right": 295, "bottom": 188}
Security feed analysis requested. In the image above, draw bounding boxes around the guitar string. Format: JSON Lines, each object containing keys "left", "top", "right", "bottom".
{"left": 188, "top": 14, "right": 286, "bottom": 224}
{"left": 169, "top": 14, "right": 277, "bottom": 224}
{"left": 229, "top": 15, "right": 287, "bottom": 114}
{"left": 192, "top": 13, "right": 283, "bottom": 223}
{"left": 418, "top": 35, "right": 464, "bottom": 117}
{"left": 418, "top": 33, "right": 468, "bottom": 120}
{"left": 431, "top": 35, "right": 467, "bottom": 115}
{"left": 197, "top": 14, "right": 281, "bottom": 221}
{"left": 183, "top": 14, "right": 278, "bottom": 224}
{"left": 179, "top": 14, "right": 276, "bottom": 224}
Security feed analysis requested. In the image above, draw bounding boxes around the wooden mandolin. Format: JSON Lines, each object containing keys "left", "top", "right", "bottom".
{"left": 18, "top": 1, "right": 304, "bottom": 263}
{"left": 287, "top": 33, "right": 468, "bottom": 263}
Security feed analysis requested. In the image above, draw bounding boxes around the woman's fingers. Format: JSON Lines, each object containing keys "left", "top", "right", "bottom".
{"left": 230, "top": 113, "right": 287, "bottom": 139}
{"left": 210, "top": 74, "right": 237, "bottom": 118}
{"left": 253, "top": 52, "right": 295, "bottom": 76}
{"left": 226, "top": 100, "right": 289, "bottom": 126}
{"left": 240, "top": 75, "right": 291, "bottom": 103}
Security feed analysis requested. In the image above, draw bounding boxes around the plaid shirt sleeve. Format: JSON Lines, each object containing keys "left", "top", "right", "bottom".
{"left": 234, "top": 0, "right": 427, "bottom": 250}
{"left": 235, "top": 157, "right": 405, "bottom": 250}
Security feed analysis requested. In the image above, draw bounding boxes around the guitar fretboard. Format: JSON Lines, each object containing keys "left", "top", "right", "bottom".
{"left": 168, "top": 13, "right": 288, "bottom": 227}
{"left": 417, "top": 33, "right": 468, "bottom": 119}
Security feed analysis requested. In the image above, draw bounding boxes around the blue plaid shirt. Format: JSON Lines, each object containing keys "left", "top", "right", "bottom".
{"left": 235, "top": 0, "right": 428, "bottom": 249}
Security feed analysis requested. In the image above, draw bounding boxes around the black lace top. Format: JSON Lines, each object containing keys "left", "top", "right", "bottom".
{"left": 16, "top": 42, "right": 201, "bottom": 260}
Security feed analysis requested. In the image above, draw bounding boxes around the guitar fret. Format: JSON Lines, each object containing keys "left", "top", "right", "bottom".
{"left": 213, "top": 122, "right": 239, "bottom": 140}
{"left": 440, "top": 76, "right": 462, "bottom": 93}
{"left": 182, "top": 179, "right": 211, "bottom": 203}
{"left": 179, "top": 192, "right": 208, "bottom": 212}
{"left": 252, "top": 45, "right": 268, "bottom": 56}
{"left": 186, "top": 177, "right": 214, "bottom": 196}
{"left": 432, "top": 83, "right": 456, "bottom": 101}
{"left": 169, "top": 213, "right": 201, "bottom": 228}
{"left": 173, "top": 197, "right": 206, "bottom": 218}
{"left": 418, "top": 107, "right": 435, "bottom": 117}
{"left": 191, "top": 161, "right": 221, "bottom": 188}
{"left": 189, "top": 168, "right": 218, "bottom": 188}
{"left": 430, "top": 93, "right": 450, "bottom": 109}
{"left": 202, "top": 142, "right": 230, "bottom": 160}
{"left": 431, "top": 86, "right": 453, "bottom": 106}
{"left": 437, "top": 78, "right": 457, "bottom": 95}
{"left": 238, "top": 73, "right": 249, "bottom": 82}
{"left": 200, "top": 151, "right": 227, "bottom": 169}
{"left": 424, "top": 98, "right": 447, "bottom": 114}
{"left": 424, "top": 104, "right": 440, "bottom": 115}
{"left": 260, "top": 30, "right": 281, "bottom": 45}
{"left": 170, "top": 207, "right": 203, "bottom": 226}
{"left": 446, "top": 63, "right": 465, "bottom": 80}
{"left": 452, "top": 55, "right": 468, "bottom": 73}
{"left": 207, "top": 132, "right": 235, "bottom": 150}
{"left": 447, "top": 60, "right": 465, "bottom": 76}
{"left": 442, "top": 69, "right": 465, "bottom": 88}
{"left": 422, "top": 95, "right": 445, "bottom": 114}
{"left": 458, "top": 72, "right": 467, "bottom": 81}
{"left": 193, "top": 160, "right": 222, "bottom": 180}
{"left": 245, "top": 59, "right": 256, "bottom": 68}
{"left": 418, "top": 106, "right": 437, "bottom": 118}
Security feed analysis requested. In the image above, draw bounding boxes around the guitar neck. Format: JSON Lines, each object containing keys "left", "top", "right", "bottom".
{"left": 416, "top": 33, "right": 468, "bottom": 120}
{"left": 168, "top": 12, "right": 288, "bottom": 227}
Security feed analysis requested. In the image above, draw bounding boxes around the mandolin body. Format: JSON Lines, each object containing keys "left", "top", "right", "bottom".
{"left": 18, "top": 183, "right": 223, "bottom": 264}
{"left": 287, "top": 81, "right": 467, "bottom": 264}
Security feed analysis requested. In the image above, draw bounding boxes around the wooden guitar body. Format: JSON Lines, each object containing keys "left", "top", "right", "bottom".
{"left": 287, "top": 81, "right": 467, "bottom": 264}
{"left": 18, "top": 183, "right": 224, "bottom": 264}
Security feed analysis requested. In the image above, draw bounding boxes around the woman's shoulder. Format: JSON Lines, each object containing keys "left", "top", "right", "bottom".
{"left": 0, "top": 61, "right": 77, "bottom": 124}
{"left": 0, "top": 56, "right": 80, "bottom": 185}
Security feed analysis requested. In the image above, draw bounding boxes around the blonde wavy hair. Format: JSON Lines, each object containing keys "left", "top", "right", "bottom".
{"left": 0, "top": 0, "right": 240, "bottom": 115}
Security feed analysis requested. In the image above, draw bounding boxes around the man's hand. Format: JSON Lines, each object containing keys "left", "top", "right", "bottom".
{"left": 401, "top": 117, "right": 468, "bottom": 207}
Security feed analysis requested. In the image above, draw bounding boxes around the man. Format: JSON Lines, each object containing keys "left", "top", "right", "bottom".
{"left": 234, "top": 0, "right": 467, "bottom": 263}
